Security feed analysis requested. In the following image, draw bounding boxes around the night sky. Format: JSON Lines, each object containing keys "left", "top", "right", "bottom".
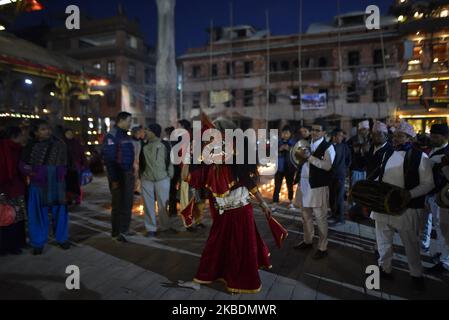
{"left": 11, "top": 0, "right": 394, "bottom": 55}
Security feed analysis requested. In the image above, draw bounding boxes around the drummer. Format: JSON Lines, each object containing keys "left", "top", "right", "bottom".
{"left": 372, "top": 121, "right": 434, "bottom": 291}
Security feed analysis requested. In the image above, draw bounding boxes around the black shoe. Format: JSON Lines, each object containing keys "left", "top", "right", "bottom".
{"left": 145, "top": 231, "right": 157, "bottom": 238}
{"left": 432, "top": 252, "right": 442, "bottom": 264}
{"left": 59, "top": 242, "right": 71, "bottom": 250}
{"left": 186, "top": 226, "right": 197, "bottom": 233}
{"left": 313, "top": 250, "right": 328, "bottom": 260}
{"left": 380, "top": 268, "right": 394, "bottom": 280}
{"left": 196, "top": 223, "right": 206, "bottom": 229}
{"left": 411, "top": 276, "right": 426, "bottom": 291}
{"left": 112, "top": 234, "right": 128, "bottom": 243}
{"left": 329, "top": 221, "right": 345, "bottom": 227}
{"left": 10, "top": 248, "right": 22, "bottom": 255}
{"left": 293, "top": 242, "right": 313, "bottom": 250}
{"left": 33, "top": 247, "right": 43, "bottom": 255}
{"left": 123, "top": 230, "right": 137, "bottom": 236}
{"left": 425, "top": 262, "right": 449, "bottom": 275}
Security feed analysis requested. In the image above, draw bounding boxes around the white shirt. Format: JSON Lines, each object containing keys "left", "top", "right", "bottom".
{"left": 373, "top": 142, "right": 387, "bottom": 154}
{"left": 429, "top": 143, "right": 448, "bottom": 166}
{"left": 300, "top": 137, "right": 336, "bottom": 208}
{"left": 371, "top": 150, "right": 434, "bottom": 228}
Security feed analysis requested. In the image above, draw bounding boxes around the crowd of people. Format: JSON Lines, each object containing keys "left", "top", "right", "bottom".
{"left": 1, "top": 111, "right": 448, "bottom": 294}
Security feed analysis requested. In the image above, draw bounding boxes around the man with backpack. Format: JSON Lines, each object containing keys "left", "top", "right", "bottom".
{"left": 140, "top": 123, "right": 175, "bottom": 237}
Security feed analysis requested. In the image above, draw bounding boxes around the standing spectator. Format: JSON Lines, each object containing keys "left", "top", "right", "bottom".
{"left": 140, "top": 124, "right": 175, "bottom": 237}
{"left": 165, "top": 126, "right": 179, "bottom": 217}
{"left": 102, "top": 112, "right": 135, "bottom": 243}
{"left": 131, "top": 126, "right": 145, "bottom": 196}
{"left": 299, "top": 126, "right": 311, "bottom": 142}
{"left": 366, "top": 121, "right": 392, "bottom": 181}
{"left": 329, "top": 129, "right": 351, "bottom": 226}
{"left": 272, "top": 126, "right": 296, "bottom": 210}
{"left": 422, "top": 124, "right": 449, "bottom": 255}
{"left": 294, "top": 121, "right": 335, "bottom": 259}
{"left": 20, "top": 120, "right": 70, "bottom": 255}
{"left": 348, "top": 120, "right": 371, "bottom": 186}
{"left": 64, "top": 129, "right": 87, "bottom": 205}
{"left": 0, "top": 126, "right": 28, "bottom": 255}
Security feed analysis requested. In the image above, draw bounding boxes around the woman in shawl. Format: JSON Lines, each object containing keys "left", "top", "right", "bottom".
{"left": 0, "top": 126, "right": 28, "bottom": 255}
{"left": 20, "top": 120, "right": 70, "bottom": 255}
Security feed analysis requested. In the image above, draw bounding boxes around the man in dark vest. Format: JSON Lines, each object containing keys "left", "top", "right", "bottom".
{"left": 293, "top": 121, "right": 335, "bottom": 259}
{"left": 366, "top": 121, "right": 392, "bottom": 180}
{"left": 372, "top": 121, "right": 434, "bottom": 291}
{"left": 423, "top": 124, "right": 449, "bottom": 276}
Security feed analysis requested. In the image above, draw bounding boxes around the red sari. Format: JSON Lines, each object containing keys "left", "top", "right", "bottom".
{"left": 188, "top": 165, "right": 271, "bottom": 294}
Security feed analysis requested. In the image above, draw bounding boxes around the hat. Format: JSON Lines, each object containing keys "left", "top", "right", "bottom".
{"left": 372, "top": 121, "right": 388, "bottom": 134}
{"left": 396, "top": 121, "right": 416, "bottom": 138}
{"left": 430, "top": 123, "right": 449, "bottom": 136}
{"left": 358, "top": 120, "right": 370, "bottom": 130}
{"left": 147, "top": 123, "right": 162, "bottom": 137}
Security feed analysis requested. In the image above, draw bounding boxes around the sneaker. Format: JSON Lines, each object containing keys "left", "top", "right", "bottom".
{"left": 272, "top": 203, "right": 279, "bottom": 211}
{"left": 288, "top": 203, "right": 296, "bottom": 210}
{"left": 293, "top": 241, "right": 313, "bottom": 250}
{"left": 33, "top": 247, "right": 43, "bottom": 255}
{"left": 425, "top": 262, "right": 449, "bottom": 275}
{"left": 380, "top": 268, "right": 394, "bottom": 280}
{"left": 411, "top": 276, "right": 426, "bottom": 291}
{"left": 59, "top": 242, "right": 71, "bottom": 250}
{"left": 145, "top": 231, "right": 157, "bottom": 238}
{"left": 312, "top": 250, "right": 328, "bottom": 260}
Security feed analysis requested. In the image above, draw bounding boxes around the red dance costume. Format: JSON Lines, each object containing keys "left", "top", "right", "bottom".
{"left": 187, "top": 164, "right": 272, "bottom": 294}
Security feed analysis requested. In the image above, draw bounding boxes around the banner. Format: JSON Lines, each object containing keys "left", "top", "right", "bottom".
{"left": 300, "top": 93, "right": 327, "bottom": 110}
{"left": 210, "top": 90, "right": 231, "bottom": 105}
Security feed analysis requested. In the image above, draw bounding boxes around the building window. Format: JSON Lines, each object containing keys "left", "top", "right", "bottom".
{"left": 293, "top": 59, "right": 299, "bottom": 69}
{"left": 192, "top": 92, "right": 201, "bottom": 109}
{"left": 270, "top": 61, "right": 278, "bottom": 72}
{"left": 318, "top": 57, "right": 328, "bottom": 68}
{"left": 347, "top": 82, "right": 360, "bottom": 103}
{"left": 92, "top": 62, "right": 101, "bottom": 69}
{"left": 291, "top": 88, "right": 300, "bottom": 105}
{"left": 373, "top": 81, "right": 386, "bottom": 102}
{"left": 107, "top": 61, "right": 116, "bottom": 76}
{"left": 128, "top": 62, "right": 136, "bottom": 81}
{"left": 192, "top": 65, "right": 201, "bottom": 78}
{"left": 244, "top": 61, "right": 254, "bottom": 75}
{"left": 130, "top": 91, "right": 136, "bottom": 107}
{"left": 127, "top": 36, "right": 138, "bottom": 49}
{"left": 348, "top": 51, "right": 360, "bottom": 66}
{"left": 269, "top": 91, "right": 277, "bottom": 104}
{"left": 226, "top": 62, "right": 236, "bottom": 76}
{"left": 211, "top": 64, "right": 218, "bottom": 78}
{"left": 107, "top": 90, "right": 116, "bottom": 108}
{"left": 433, "top": 43, "right": 448, "bottom": 64}
{"left": 145, "top": 91, "right": 151, "bottom": 110}
{"left": 373, "top": 49, "right": 385, "bottom": 65}
{"left": 243, "top": 90, "right": 253, "bottom": 107}
{"left": 318, "top": 88, "right": 328, "bottom": 101}
{"left": 225, "top": 90, "right": 236, "bottom": 108}
{"left": 407, "top": 83, "right": 423, "bottom": 102}
{"left": 145, "top": 67, "right": 152, "bottom": 84}
{"left": 280, "top": 61, "right": 289, "bottom": 72}
{"left": 432, "top": 81, "right": 448, "bottom": 97}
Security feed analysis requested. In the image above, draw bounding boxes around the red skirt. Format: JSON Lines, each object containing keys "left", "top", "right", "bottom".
{"left": 194, "top": 203, "right": 271, "bottom": 294}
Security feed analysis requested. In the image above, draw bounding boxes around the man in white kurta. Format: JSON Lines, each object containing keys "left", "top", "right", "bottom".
{"left": 372, "top": 121, "right": 433, "bottom": 290}
{"left": 294, "top": 123, "right": 335, "bottom": 259}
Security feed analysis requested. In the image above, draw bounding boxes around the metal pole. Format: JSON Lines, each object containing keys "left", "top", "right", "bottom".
{"left": 265, "top": 10, "right": 270, "bottom": 130}
{"left": 209, "top": 19, "right": 214, "bottom": 109}
{"left": 298, "top": 0, "right": 303, "bottom": 124}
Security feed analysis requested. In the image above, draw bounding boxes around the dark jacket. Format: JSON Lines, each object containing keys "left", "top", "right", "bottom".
{"left": 366, "top": 143, "right": 393, "bottom": 181}
{"left": 332, "top": 142, "right": 351, "bottom": 179}
{"left": 102, "top": 127, "right": 135, "bottom": 182}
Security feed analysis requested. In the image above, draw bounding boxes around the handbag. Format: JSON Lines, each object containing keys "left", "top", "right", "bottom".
{"left": 0, "top": 194, "right": 16, "bottom": 227}
{"left": 80, "top": 169, "right": 93, "bottom": 186}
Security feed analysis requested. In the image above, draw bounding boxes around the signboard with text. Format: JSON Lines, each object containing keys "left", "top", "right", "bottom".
{"left": 300, "top": 93, "right": 327, "bottom": 111}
